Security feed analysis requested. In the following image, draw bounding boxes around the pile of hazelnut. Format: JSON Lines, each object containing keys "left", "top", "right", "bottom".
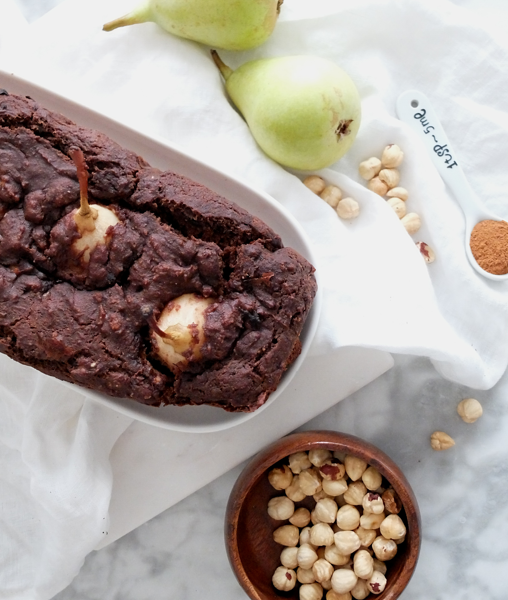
{"left": 358, "top": 144, "right": 435, "bottom": 265}
{"left": 267, "top": 448, "right": 406, "bottom": 600}
{"left": 303, "top": 176, "right": 360, "bottom": 221}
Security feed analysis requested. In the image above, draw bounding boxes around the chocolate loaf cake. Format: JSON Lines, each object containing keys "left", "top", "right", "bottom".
{"left": 0, "top": 90, "right": 316, "bottom": 412}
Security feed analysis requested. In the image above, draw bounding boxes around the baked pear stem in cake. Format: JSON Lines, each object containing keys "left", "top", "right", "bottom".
{"left": 150, "top": 293, "right": 214, "bottom": 372}
{"left": 70, "top": 148, "right": 120, "bottom": 262}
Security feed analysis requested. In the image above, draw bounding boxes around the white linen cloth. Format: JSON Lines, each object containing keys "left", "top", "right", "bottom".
{"left": 1, "top": 0, "right": 508, "bottom": 597}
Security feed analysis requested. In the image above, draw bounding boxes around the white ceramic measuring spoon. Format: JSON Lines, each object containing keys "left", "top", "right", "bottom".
{"left": 396, "top": 89, "right": 508, "bottom": 281}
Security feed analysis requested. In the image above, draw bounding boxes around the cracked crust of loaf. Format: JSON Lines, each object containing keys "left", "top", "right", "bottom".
{"left": 0, "top": 91, "right": 316, "bottom": 412}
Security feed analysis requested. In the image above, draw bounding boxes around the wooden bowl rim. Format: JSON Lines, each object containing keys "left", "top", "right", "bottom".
{"left": 225, "top": 430, "right": 421, "bottom": 600}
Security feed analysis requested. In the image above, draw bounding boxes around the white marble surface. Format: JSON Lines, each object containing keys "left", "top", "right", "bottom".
{"left": 9, "top": 1, "right": 508, "bottom": 599}
{"left": 53, "top": 354, "right": 508, "bottom": 600}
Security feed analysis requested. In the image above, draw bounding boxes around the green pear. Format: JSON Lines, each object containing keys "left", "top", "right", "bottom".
{"left": 212, "top": 52, "right": 362, "bottom": 170}
{"left": 103, "top": 0, "right": 283, "bottom": 51}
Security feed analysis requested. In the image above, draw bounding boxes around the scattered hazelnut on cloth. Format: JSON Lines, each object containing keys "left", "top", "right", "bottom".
{"left": 381, "top": 144, "right": 404, "bottom": 168}
{"left": 415, "top": 241, "right": 436, "bottom": 263}
{"left": 359, "top": 157, "right": 382, "bottom": 180}
{"left": 303, "top": 175, "right": 326, "bottom": 195}
{"left": 302, "top": 175, "right": 361, "bottom": 221}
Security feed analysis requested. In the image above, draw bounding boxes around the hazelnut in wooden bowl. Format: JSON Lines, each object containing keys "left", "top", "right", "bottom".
{"left": 225, "top": 431, "right": 420, "bottom": 600}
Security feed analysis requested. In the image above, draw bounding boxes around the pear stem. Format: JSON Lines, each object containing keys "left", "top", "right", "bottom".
{"left": 211, "top": 50, "right": 233, "bottom": 81}
{"left": 103, "top": 14, "right": 134, "bottom": 32}
{"left": 71, "top": 148, "right": 97, "bottom": 232}
{"left": 103, "top": 3, "right": 150, "bottom": 32}
{"left": 148, "top": 316, "right": 188, "bottom": 344}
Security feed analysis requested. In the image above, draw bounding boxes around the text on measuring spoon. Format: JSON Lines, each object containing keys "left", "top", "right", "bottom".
{"left": 413, "top": 108, "right": 458, "bottom": 169}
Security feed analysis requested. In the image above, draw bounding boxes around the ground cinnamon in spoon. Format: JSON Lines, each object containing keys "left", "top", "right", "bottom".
{"left": 470, "top": 219, "right": 508, "bottom": 275}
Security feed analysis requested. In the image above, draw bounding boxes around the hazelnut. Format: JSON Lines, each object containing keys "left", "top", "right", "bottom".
{"left": 281, "top": 546, "right": 299, "bottom": 569}
{"left": 311, "top": 509, "right": 323, "bottom": 526}
{"left": 315, "top": 498, "right": 339, "bottom": 524}
{"left": 344, "top": 456, "right": 368, "bottom": 482}
{"left": 334, "top": 531, "right": 361, "bottom": 555}
{"left": 320, "top": 185, "right": 343, "bottom": 208}
{"left": 272, "top": 566, "right": 297, "bottom": 591}
{"left": 336, "top": 494, "right": 348, "bottom": 508}
{"left": 372, "top": 536, "right": 397, "bottom": 561}
{"left": 273, "top": 524, "right": 300, "bottom": 547}
{"left": 380, "top": 514, "right": 407, "bottom": 540}
{"left": 310, "top": 523, "right": 335, "bottom": 547}
{"left": 309, "top": 448, "right": 333, "bottom": 468}
{"left": 300, "top": 468, "right": 323, "bottom": 496}
{"left": 313, "top": 559, "right": 334, "bottom": 583}
{"left": 381, "top": 144, "right": 404, "bottom": 168}
{"left": 326, "top": 591, "right": 352, "bottom": 600}
{"left": 358, "top": 157, "right": 382, "bottom": 180}
{"left": 323, "top": 478, "right": 349, "bottom": 497}
{"left": 268, "top": 465, "right": 294, "bottom": 490}
{"left": 298, "top": 543, "right": 319, "bottom": 569}
{"left": 336, "top": 505, "right": 361, "bottom": 531}
{"left": 359, "top": 511, "right": 385, "bottom": 530}
{"left": 300, "top": 582, "right": 324, "bottom": 600}
{"left": 382, "top": 488, "right": 402, "bottom": 514}
{"left": 386, "top": 186, "right": 408, "bottom": 201}
{"left": 290, "top": 507, "right": 312, "bottom": 528}
{"left": 289, "top": 451, "right": 312, "bottom": 474}
{"left": 319, "top": 459, "right": 346, "bottom": 481}
{"left": 350, "top": 577, "right": 370, "bottom": 600}
{"left": 300, "top": 524, "right": 312, "bottom": 545}
{"left": 415, "top": 241, "right": 436, "bottom": 263}
{"left": 430, "top": 431, "right": 455, "bottom": 451}
{"left": 367, "top": 177, "right": 389, "bottom": 196}
{"left": 331, "top": 568, "right": 358, "bottom": 594}
{"left": 314, "top": 489, "right": 333, "bottom": 503}
{"left": 372, "top": 558, "right": 387, "bottom": 575}
{"left": 325, "top": 544, "right": 351, "bottom": 566}
{"left": 387, "top": 197, "right": 406, "bottom": 219}
{"left": 401, "top": 212, "right": 421, "bottom": 235}
{"left": 151, "top": 294, "right": 215, "bottom": 372}
{"left": 337, "top": 198, "right": 360, "bottom": 220}
{"left": 367, "top": 570, "right": 387, "bottom": 595}
{"left": 362, "top": 492, "right": 384, "bottom": 515}
{"left": 303, "top": 175, "right": 326, "bottom": 195}
{"left": 457, "top": 398, "right": 483, "bottom": 423}
{"left": 353, "top": 550, "right": 374, "bottom": 580}
{"left": 361, "top": 467, "right": 382, "bottom": 491}
{"left": 355, "top": 526, "right": 377, "bottom": 548}
{"left": 299, "top": 527, "right": 315, "bottom": 547}
{"left": 343, "top": 481, "right": 368, "bottom": 506}
{"left": 267, "top": 496, "right": 295, "bottom": 521}
{"left": 286, "top": 476, "right": 307, "bottom": 502}
{"left": 322, "top": 579, "right": 333, "bottom": 591}
{"left": 378, "top": 168, "right": 400, "bottom": 189}
{"left": 298, "top": 568, "right": 317, "bottom": 584}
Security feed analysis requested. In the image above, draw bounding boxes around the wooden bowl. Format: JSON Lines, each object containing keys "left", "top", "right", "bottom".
{"left": 225, "top": 430, "right": 421, "bottom": 600}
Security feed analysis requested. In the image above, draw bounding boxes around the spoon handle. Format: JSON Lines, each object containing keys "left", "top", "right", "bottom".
{"left": 395, "top": 90, "right": 480, "bottom": 218}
